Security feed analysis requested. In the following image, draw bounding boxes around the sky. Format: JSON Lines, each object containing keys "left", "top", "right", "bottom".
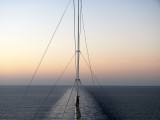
{"left": 0, "top": 0, "right": 160, "bottom": 85}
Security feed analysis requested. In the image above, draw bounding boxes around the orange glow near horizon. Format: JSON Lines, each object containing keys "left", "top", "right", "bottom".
{"left": 1, "top": 56, "right": 159, "bottom": 77}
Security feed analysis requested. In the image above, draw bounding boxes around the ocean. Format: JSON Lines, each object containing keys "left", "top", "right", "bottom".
{"left": 0, "top": 86, "right": 160, "bottom": 120}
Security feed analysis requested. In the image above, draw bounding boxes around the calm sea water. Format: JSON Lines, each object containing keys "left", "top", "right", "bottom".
{"left": 0, "top": 86, "right": 160, "bottom": 120}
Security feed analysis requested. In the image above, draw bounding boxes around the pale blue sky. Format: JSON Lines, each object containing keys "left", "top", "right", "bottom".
{"left": 0, "top": 0, "right": 160, "bottom": 85}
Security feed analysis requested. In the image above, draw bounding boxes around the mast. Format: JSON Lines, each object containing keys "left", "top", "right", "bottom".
{"left": 76, "top": 0, "right": 80, "bottom": 95}
{"left": 75, "top": 0, "right": 81, "bottom": 119}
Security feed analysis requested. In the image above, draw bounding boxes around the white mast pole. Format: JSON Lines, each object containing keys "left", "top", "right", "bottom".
{"left": 76, "top": 0, "right": 80, "bottom": 96}
{"left": 75, "top": 0, "right": 81, "bottom": 119}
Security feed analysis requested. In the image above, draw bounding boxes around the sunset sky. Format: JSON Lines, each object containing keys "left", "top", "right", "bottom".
{"left": 0, "top": 0, "right": 160, "bottom": 85}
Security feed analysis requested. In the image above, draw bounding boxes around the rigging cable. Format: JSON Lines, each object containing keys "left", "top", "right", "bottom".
{"left": 61, "top": 81, "right": 76, "bottom": 120}
{"left": 80, "top": 52, "right": 122, "bottom": 120}
{"left": 73, "top": 0, "right": 77, "bottom": 72}
{"left": 79, "top": 0, "right": 82, "bottom": 52}
{"left": 79, "top": 80, "right": 95, "bottom": 120}
{"left": 32, "top": 53, "right": 76, "bottom": 120}
{"left": 81, "top": 0, "right": 95, "bottom": 87}
{"left": 15, "top": 0, "right": 72, "bottom": 119}
{"left": 80, "top": 0, "right": 82, "bottom": 35}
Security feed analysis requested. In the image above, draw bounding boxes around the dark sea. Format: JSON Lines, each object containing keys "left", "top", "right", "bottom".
{"left": 0, "top": 86, "right": 160, "bottom": 120}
